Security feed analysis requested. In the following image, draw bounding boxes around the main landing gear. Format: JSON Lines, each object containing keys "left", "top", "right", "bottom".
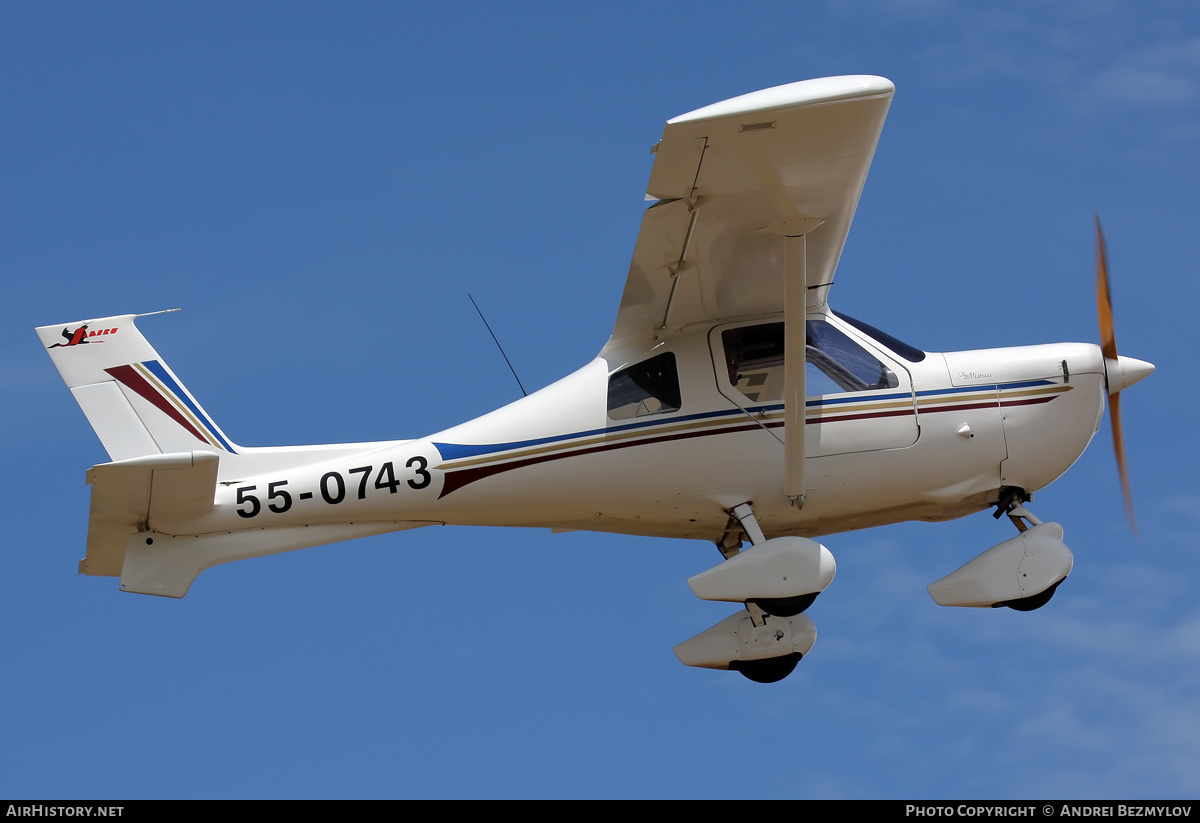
{"left": 673, "top": 503, "right": 835, "bottom": 683}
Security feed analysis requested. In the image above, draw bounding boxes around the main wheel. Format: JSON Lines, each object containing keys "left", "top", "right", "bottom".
{"left": 750, "top": 592, "right": 819, "bottom": 617}
{"left": 729, "top": 652, "right": 802, "bottom": 683}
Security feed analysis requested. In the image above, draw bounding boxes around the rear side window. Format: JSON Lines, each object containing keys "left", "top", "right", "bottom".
{"left": 608, "top": 352, "right": 681, "bottom": 420}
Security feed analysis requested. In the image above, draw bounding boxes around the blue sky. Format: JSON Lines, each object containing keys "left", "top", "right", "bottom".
{"left": 4, "top": 1, "right": 1198, "bottom": 799}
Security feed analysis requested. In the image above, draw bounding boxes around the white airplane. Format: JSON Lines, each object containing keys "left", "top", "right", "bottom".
{"left": 38, "top": 76, "right": 1153, "bottom": 683}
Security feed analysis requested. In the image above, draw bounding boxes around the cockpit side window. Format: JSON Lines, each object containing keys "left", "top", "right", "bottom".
{"left": 607, "top": 352, "right": 681, "bottom": 420}
{"left": 721, "top": 319, "right": 899, "bottom": 403}
{"left": 807, "top": 319, "right": 900, "bottom": 392}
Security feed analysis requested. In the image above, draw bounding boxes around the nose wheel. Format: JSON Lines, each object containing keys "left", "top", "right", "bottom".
{"left": 998, "top": 579, "right": 1062, "bottom": 611}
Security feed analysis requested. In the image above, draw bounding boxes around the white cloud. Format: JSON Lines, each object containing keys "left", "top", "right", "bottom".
{"left": 1088, "top": 64, "right": 1198, "bottom": 110}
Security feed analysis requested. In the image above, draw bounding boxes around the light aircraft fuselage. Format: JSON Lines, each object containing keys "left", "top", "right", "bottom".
{"left": 152, "top": 325, "right": 1105, "bottom": 541}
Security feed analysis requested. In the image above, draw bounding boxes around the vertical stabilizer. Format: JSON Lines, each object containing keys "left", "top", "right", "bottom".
{"left": 36, "top": 312, "right": 238, "bottom": 462}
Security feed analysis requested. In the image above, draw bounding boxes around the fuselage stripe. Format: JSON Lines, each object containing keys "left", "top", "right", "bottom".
{"left": 434, "top": 382, "right": 1069, "bottom": 495}
{"left": 439, "top": 419, "right": 781, "bottom": 498}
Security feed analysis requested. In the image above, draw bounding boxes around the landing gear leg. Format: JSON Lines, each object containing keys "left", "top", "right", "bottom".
{"left": 1005, "top": 503, "right": 1042, "bottom": 533}
{"left": 993, "top": 487, "right": 1035, "bottom": 530}
{"left": 730, "top": 502, "right": 766, "bottom": 547}
{"left": 714, "top": 512, "right": 747, "bottom": 560}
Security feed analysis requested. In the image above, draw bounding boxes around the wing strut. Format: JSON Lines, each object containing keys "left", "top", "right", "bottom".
{"left": 769, "top": 217, "right": 824, "bottom": 506}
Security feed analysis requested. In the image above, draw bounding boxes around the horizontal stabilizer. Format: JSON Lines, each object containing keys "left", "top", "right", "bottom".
{"left": 83, "top": 451, "right": 221, "bottom": 577}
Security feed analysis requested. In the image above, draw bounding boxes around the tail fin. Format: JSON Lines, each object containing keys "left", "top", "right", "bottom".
{"left": 36, "top": 311, "right": 238, "bottom": 462}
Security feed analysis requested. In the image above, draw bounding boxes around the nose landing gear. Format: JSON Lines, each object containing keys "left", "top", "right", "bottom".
{"left": 928, "top": 496, "right": 1073, "bottom": 611}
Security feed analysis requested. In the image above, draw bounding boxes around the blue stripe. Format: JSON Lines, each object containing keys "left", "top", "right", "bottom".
{"left": 916, "top": 385, "right": 991, "bottom": 398}
{"left": 142, "top": 360, "right": 237, "bottom": 452}
{"left": 806, "top": 391, "right": 910, "bottom": 406}
{"left": 434, "top": 406, "right": 750, "bottom": 461}
{"left": 434, "top": 381, "right": 1046, "bottom": 464}
{"left": 998, "top": 379, "right": 1058, "bottom": 390}
{"left": 915, "top": 379, "right": 1055, "bottom": 398}
{"left": 434, "top": 391, "right": 915, "bottom": 462}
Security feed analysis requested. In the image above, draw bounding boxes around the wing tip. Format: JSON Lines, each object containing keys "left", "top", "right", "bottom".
{"left": 668, "top": 75, "right": 894, "bottom": 126}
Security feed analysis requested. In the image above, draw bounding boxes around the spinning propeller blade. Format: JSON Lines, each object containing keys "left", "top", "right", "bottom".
{"left": 1095, "top": 216, "right": 1147, "bottom": 535}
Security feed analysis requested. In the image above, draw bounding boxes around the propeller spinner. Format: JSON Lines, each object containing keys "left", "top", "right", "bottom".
{"left": 1095, "top": 216, "right": 1155, "bottom": 534}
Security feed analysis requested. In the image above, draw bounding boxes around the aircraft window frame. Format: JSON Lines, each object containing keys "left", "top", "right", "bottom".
{"left": 806, "top": 318, "right": 900, "bottom": 392}
{"left": 719, "top": 318, "right": 900, "bottom": 403}
{"left": 607, "top": 351, "right": 682, "bottom": 421}
{"left": 832, "top": 310, "right": 926, "bottom": 363}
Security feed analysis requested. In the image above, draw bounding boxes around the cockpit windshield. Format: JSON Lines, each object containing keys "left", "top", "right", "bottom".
{"left": 832, "top": 311, "right": 926, "bottom": 363}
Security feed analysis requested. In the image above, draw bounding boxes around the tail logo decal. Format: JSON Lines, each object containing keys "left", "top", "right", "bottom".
{"left": 47, "top": 324, "right": 119, "bottom": 348}
{"left": 104, "top": 360, "right": 236, "bottom": 453}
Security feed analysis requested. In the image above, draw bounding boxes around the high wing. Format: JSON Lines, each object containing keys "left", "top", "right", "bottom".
{"left": 610, "top": 76, "right": 894, "bottom": 346}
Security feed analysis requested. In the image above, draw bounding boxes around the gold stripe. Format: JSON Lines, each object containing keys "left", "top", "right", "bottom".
{"left": 916, "top": 389, "right": 998, "bottom": 409}
{"left": 1000, "top": 384, "right": 1072, "bottom": 399}
{"left": 133, "top": 363, "right": 223, "bottom": 449}
{"left": 440, "top": 395, "right": 916, "bottom": 470}
{"left": 916, "top": 384, "right": 1071, "bottom": 410}
{"left": 811, "top": 398, "right": 914, "bottom": 416}
{"left": 438, "top": 384, "right": 1069, "bottom": 472}
{"left": 440, "top": 414, "right": 744, "bottom": 470}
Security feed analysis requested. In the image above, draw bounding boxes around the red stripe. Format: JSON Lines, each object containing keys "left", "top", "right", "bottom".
{"left": 998, "top": 396, "right": 1056, "bottom": 408}
{"left": 919, "top": 401, "right": 1000, "bottom": 414}
{"left": 441, "top": 402, "right": 916, "bottom": 498}
{"left": 439, "top": 420, "right": 778, "bottom": 498}
{"left": 437, "top": 392, "right": 1054, "bottom": 499}
{"left": 808, "top": 407, "right": 915, "bottom": 424}
{"left": 105, "top": 365, "right": 208, "bottom": 444}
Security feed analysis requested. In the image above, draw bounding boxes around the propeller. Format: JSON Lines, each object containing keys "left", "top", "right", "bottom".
{"left": 1094, "top": 215, "right": 1154, "bottom": 535}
